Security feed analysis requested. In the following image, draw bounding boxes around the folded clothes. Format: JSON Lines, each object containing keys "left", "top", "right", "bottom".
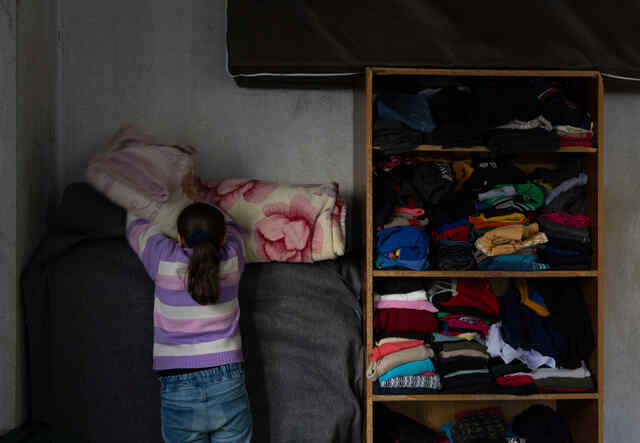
{"left": 374, "top": 308, "right": 438, "bottom": 334}
{"left": 373, "top": 119, "right": 423, "bottom": 154}
{"left": 411, "top": 162, "right": 454, "bottom": 206}
{"left": 439, "top": 358, "right": 489, "bottom": 374}
{"left": 496, "top": 374, "right": 535, "bottom": 387}
{"left": 376, "top": 226, "right": 430, "bottom": 270}
{"left": 539, "top": 211, "right": 590, "bottom": 227}
{"left": 479, "top": 183, "right": 545, "bottom": 212}
{"left": 381, "top": 211, "right": 430, "bottom": 230}
{"left": 378, "top": 358, "right": 436, "bottom": 382}
{"left": 373, "top": 382, "right": 441, "bottom": 395}
{"left": 452, "top": 160, "right": 474, "bottom": 192}
{"left": 441, "top": 318, "right": 491, "bottom": 337}
{"left": 477, "top": 254, "right": 550, "bottom": 271}
{"left": 432, "top": 332, "right": 485, "bottom": 345}
{"left": 435, "top": 278, "right": 500, "bottom": 319}
{"left": 440, "top": 349, "right": 489, "bottom": 360}
{"left": 374, "top": 289, "right": 428, "bottom": 302}
{"left": 374, "top": 332, "right": 433, "bottom": 346}
{"left": 489, "top": 359, "right": 532, "bottom": 378}
{"left": 379, "top": 374, "right": 442, "bottom": 390}
{"left": 533, "top": 377, "right": 593, "bottom": 389}
{"left": 538, "top": 216, "right": 590, "bottom": 243}
{"left": 468, "top": 212, "right": 528, "bottom": 230}
{"left": 441, "top": 372, "right": 495, "bottom": 393}
{"left": 366, "top": 346, "right": 433, "bottom": 380}
{"left": 376, "top": 337, "right": 424, "bottom": 346}
{"left": 545, "top": 237, "right": 592, "bottom": 254}
{"left": 487, "top": 128, "right": 559, "bottom": 154}
{"left": 542, "top": 186, "right": 586, "bottom": 214}
{"left": 443, "top": 369, "right": 490, "bottom": 378}
{"left": 435, "top": 240, "right": 475, "bottom": 270}
{"left": 432, "top": 224, "right": 472, "bottom": 242}
{"left": 374, "top": 299, "right": 439, "bottom": 312}
{"left": 376, "top": 95, "right": 437, "bottom": 133}
{"left": 545, "top": 173, "right": 588, "bottom": 206}
{"left": 475, "top": 223, "right": 548, "bottom": 257}
{"left": 441, "top": 341, "right": 488, "bottom": 353}
{"left": 529, "top": 363, "right": 591, "bottom": 380}
{"left": 371, "top": 340, "right": 425, "bottom": 361}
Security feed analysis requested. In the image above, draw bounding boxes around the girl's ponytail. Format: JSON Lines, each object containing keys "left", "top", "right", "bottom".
{"left": 177, "top": 204, "right": 226, "bottom": 305}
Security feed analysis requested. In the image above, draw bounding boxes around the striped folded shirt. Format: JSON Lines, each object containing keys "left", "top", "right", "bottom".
{"left": 126, "top": 207, "right": 245, "bottom": 371}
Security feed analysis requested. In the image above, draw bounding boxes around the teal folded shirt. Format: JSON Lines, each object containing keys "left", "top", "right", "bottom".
{"left": 379, "top": 358, "right": 435, "bottom": 382}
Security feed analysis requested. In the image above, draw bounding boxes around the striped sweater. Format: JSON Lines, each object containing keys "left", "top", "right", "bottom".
{"left": 126, "top": 210, "right": 245, "bottom": 371}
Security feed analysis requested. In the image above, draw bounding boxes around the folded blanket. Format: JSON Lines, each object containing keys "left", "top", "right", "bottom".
{"left": 87, "top": 126, "right": 196, "bottom": 239}
{"left": 195, "top": 178, "right": 346, "bottom": 263}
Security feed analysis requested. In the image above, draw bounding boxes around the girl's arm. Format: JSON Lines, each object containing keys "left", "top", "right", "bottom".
{"left": 126, "top": 212, "right": 179, "bottom": 279}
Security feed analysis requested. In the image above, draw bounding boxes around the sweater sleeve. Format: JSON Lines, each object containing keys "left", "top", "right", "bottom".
{"left": 126, "top": 212, "right": 179, "bottom": 280}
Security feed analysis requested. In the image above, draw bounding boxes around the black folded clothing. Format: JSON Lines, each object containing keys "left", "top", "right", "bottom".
{"left": 441, "top": 373, "right": 494, "bottom": 393}
{"left": 423, "top": 128, "right": 484, "bottom": 149}
{"left": 486, "top": 128, "right": 559, "bottom": 153}
{"left": 435, "top": 240, "right": 475, "bottom": 270}
{"left": 539, "top": 248, "right": 592, "bottom": 267}
{"left": 439, "top": 357, "right": 489, "bottom": 374}
{"left": 373, "top": 119, "right": 423, "bottom": 154}
{"left": 492, "top": 383, "right": 539, "bottom": 396}
{"left": 375, "top": 278, "right": 425, "bottom": 295}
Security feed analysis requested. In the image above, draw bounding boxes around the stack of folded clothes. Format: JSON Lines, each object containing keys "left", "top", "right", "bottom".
{"left": 474, "top": 223, "right": 549, "bottom": 271}
{"left": 488, "top": 357, "right": 537, "bottom": 395}
{"left": 529, "top": 364, "right": 594, "bottom": 393}
{"left": 371, "top": 279, "right": 441, "bottom": 394}
{"left": 427, "top": 279, "right": 500, "bottom": 393}
{"left": 432, "top": 218, "right": 475, "bottom": 270}
{"left": 530, "top": 163, "right": 593, "bottom": 269}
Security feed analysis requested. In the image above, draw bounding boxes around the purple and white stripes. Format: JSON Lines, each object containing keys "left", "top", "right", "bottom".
{"left": 126, "top": 210, "right": 245, "bottom": 370}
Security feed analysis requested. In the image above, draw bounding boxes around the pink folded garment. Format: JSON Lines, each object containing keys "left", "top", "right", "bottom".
{"left": 540, "top": 212, "right": 590, "bottom": 228}
{"left": 374, "top": 300, "right": 439, "bottom": 312}
{"left": 87, "top": 126, "right": 196, "bottom": 224}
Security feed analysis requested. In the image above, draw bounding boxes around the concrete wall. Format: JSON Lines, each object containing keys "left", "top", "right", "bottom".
{"left": 602, "top": 92, "right": 640, "bottom": 442}
{"left": 0, "top": 0, "right": 58, "bottom": 432}
{"left": 0, "top": 0, "right": 18, "bottom": 434}
{"left": 57, "top": 0, "right": 353, "bottom": 202}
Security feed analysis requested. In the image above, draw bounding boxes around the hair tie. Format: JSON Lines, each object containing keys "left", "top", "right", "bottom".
{"left": 187, "top": 230, "right": 211, "bottom": 247}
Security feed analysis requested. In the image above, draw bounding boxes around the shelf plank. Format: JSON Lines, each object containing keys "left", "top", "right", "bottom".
{"left": 373, "top": 270, "right": 598, "bottom": 278}
{"left": 372, "top": 145, "right": 597, "bottom": 153}
{"left": 373, "top": 393, "right": 599, "bottom": 402}
{"left": 369, "top": 67, "right": 601, "bottom": 78}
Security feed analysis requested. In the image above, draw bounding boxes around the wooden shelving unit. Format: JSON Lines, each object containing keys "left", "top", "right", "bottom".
{"left": 354, "top": 68, "right": 603, "bottom": 442}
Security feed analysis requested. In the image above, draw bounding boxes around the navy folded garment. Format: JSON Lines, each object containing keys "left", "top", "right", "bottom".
{"left": 376, "top": 226, "right": 430, "bottom": 270}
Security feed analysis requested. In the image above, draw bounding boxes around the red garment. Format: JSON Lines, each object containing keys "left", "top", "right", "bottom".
{"left": 444, "top": 318, "right": 490, "bottom": 336}
{"left": 540, "top": 212, "right": 590, "bottom": 227}
{"left": 468, "top": 220, "right": 527, "bottom": 230}
{"left": 374, "top": 309, "right": 438, "bottom": 333}
{"left": 432, "top": 224, "right": 471, "bottom": 242}
{"left": 496, "top": 375, "right": 535, "bottom": 386}
{"left": 371, "top": 340, "right": 424, "bottom": 361}
{"left": 416, "top": 371, "right": 436, "bottom": 376}
{"left": 559, "top": 135, "right": 594, "bottom": 147}
{"left": 439, "top": 279, "right": 500, "bottom": 318}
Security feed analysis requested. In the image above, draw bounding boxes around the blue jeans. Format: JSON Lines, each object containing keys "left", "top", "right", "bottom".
{"left": 159, "top": 363, "right": 252, "bottom": 443}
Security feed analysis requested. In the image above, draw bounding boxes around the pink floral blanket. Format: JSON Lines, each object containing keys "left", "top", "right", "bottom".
{"left": 87, "top": 127, "right": 346, "bottom": 263}
{"left": 194, "top": 178, "right": 346, "bottom": 263}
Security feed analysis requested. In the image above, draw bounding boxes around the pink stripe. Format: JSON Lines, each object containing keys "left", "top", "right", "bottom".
{"left": 128, "top": 224, "right": 148, "bottom": 254}
{"left": 154, "top": 309, "right": 239, "bottom": 333}
{"left": 375, "top": 300, "right": 439, "bottom": 312}
{"left": 156, "top": 274, "right": 186, "bottom": 290}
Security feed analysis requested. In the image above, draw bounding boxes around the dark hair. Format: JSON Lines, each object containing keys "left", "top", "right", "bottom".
{"left": 177, "top": 203, "right": 226, "bottom": 305}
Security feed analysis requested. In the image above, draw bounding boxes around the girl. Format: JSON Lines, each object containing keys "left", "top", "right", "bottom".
{"left": 126, "top": 202, "right": 252, "bottom": 443}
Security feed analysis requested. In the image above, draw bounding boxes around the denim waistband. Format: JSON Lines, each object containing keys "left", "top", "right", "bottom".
{"left": 158, "top": 362, "right": 243, "bottom": 386}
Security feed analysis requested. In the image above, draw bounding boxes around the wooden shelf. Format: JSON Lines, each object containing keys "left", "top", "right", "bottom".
{"left": 373, "top": 270, "right": 598, "bottom": 278}
{"left": 373, "top": 393, "right": 599, "bottom": 402}
{"left": 372, "top": 145, "right": 597, "bottom": 153}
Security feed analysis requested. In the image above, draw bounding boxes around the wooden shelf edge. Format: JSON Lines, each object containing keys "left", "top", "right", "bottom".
{"left": 372, "top": 393, "right": 599, "bottom": 402}
{"left": 372, "top": 270, "right": 599, "bottom": 278}
{"left": 369, "top": 67, "right": 601, "bottom": 78}
{"left": 372, "top": 145, "right": 597, "bottom": 153}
